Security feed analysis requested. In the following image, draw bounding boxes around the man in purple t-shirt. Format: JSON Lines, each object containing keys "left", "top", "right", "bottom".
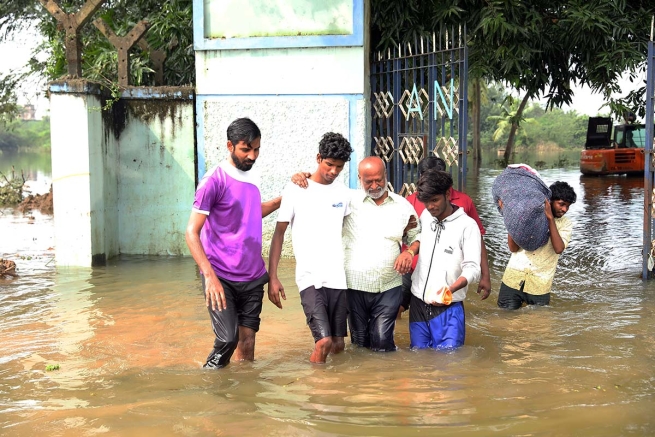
{"left": 185, "top": 118, "right": 281, "bottom": 369}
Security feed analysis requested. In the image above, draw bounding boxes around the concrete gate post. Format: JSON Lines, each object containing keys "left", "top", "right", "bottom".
{"left": 49, "top": 80, "right": 117, "bottom": 267}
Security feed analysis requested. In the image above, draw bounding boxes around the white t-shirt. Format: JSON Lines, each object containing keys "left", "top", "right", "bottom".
{"left": 277, "top": 179, "right": 351, "bottom": 291}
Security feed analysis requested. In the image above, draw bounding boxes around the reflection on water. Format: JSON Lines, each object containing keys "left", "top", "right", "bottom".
{"left": 1, "top": 150, "right": 52, "bottom": 197}
{"left": 477, "top": 148, "right": 581, "bottom": 171}
{"left": 1, "top": 167, "right": 655, "bottom": 436}
{"left": 1, "top": 150, "right": 52, "bottom": 183}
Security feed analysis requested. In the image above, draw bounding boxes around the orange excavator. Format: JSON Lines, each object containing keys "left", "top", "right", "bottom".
{"left": 580, "top": 116, "right": 647, "bottom": 176}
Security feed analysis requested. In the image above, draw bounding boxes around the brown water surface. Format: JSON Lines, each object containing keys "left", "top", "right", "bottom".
{"left": 1, "top": 166, "right": 654, "bottom": 436}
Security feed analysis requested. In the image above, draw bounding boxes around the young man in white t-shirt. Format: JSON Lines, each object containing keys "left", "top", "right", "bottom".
{"left": 268, "top": 132, "right": 353, "bottom": 364}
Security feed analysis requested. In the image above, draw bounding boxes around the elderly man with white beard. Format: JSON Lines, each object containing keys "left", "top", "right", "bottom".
{"left": 341, "top": 156, "right": 420, "bottom": 352}
{"left": 293, "top": 156, "right": 419, "bottom": 352}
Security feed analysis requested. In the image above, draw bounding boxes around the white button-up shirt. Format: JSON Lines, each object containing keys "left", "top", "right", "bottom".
{"left": 343, "top": 190, "right": 420, "bottom": 293}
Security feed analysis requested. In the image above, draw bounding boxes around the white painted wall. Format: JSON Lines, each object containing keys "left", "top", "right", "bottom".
{"left": 196, "top": 47, "right": 366, "bottom": 95}
{"left": 50, "top": 91, "right": 118, "bottom": 266}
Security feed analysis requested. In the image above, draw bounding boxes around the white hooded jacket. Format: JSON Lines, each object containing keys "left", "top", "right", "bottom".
{"left": 411, "top": 206, "right": 481, "bottom": 303}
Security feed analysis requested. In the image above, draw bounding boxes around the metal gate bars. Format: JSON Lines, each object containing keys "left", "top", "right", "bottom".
{"left": 370, "top": 26, "right": 468, "bottom": 195}
{"left": 643, "top": 37, "right": 655, "bottom": 280}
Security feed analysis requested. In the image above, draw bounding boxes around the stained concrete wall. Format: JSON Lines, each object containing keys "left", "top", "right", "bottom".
{"left": 49, "top": 81, "right": 195, "bottom": 266}
{"left": 115, "top": 98, "right": 195, "bottom": 255}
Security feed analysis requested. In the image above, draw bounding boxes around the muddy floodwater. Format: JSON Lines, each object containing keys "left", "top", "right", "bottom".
{"left": 1, "top": 166, "right": 654, "bottom": 436}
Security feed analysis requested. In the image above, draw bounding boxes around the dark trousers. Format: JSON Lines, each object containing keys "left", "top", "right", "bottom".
{"left": 497, "top": 281, "right": 550, "bottom": 310}
{"left": 347, "top": 286, "right": 403, "bottom": 352}
{"left": 202, "top": 273, "right": 268, "bottom": 369}
{"left": 400, "top": 272, "right": 412, "bottom": 310}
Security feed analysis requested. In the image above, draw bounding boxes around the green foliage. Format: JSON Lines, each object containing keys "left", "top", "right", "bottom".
{"left": 487, "top": 96, "right": 537, "bottom": 144}
{"left": 370, "top": 0, "right": 655, "bottom": 117}
{"left": 29, "top": 0, "right": 194, "bottom": 86}
{"left": 480, "top": 82, "right": 592, "bottom": 151}
{"left": 521, "top": 105, "right": 589, "bottom": 149}
{"left": 45, "top": 364, "right": 60, "bottom": 371}
{"left": 0, "top": 0, "right": 42, "bottom": 40}
{"left": 0, "top": 74, "right": 24, "bottom": 125}
{"left": 0, "top": 0, "right": 194, "bottom": 117}
{"left": 147, "top": 2, "right": 195, "bottom": 86}
{"left": 0, "top": 169, "right": 25, "bottom": 205}
{"left": 0, "top": 119, "right": 51, "bottom": 152}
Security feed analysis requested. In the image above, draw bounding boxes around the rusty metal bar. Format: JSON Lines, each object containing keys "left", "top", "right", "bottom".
{"left": 643, "top": 40, "right": 655, "bottom": 280}
{"left": 136, "top": 39, "right": 167, "bottom": 86}
{"left": 38, "top": 0, "right": 106, "bottom": 77}
{"left": 94, "top": 19, "right": 150, "bottom": 87}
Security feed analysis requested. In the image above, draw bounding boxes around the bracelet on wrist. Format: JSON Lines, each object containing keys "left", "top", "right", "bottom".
{"left": 406, "top": 249, "right": 415, "bottom": 257}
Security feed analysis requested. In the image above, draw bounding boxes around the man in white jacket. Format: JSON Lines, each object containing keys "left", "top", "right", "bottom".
{"left": 395, "top": 169, "right": 481, "bottom": 350}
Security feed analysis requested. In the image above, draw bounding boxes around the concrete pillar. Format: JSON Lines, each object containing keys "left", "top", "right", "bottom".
{"left": 49, "top": 81, "right": 117, "bottom": 267}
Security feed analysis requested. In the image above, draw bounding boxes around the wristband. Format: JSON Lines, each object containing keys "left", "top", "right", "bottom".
{"left": 406, "top": 249, "right": 415, "bottom": 257}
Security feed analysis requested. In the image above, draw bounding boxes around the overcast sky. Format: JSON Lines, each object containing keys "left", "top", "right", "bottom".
{"left": 544, "top": 71, "right": 647, "bottom": 119}
{"left": 0, "top": 35, "right": 49, "bottom": 119}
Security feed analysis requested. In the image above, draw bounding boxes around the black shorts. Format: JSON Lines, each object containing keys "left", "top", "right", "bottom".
{"left": 299, "top": 286, "right": 348, "bottom": 342}
{"left": 497, "top": 281, "right": 550, "bottom": 310}
{"left": 202, "top": 273, "right": 268, "bottom": 332}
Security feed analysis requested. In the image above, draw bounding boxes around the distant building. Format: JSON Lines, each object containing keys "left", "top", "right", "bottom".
{"left": 21, "top": 104, "right": 36, "bottom": 121}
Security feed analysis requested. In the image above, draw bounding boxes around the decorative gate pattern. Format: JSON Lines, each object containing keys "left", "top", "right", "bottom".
{"left": 643, "top": 39, "right": 655, "bottom": 279}
{"left": 370, "top": 27, "right": 468, "bottom": 195}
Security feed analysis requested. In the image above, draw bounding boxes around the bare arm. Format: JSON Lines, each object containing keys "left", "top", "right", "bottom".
{"left": 507, "top": 234, "right": 520, "bottom": 253}
{"left": 448, "top": 275, "right": 469, "bottom": 294}
{"left": 545, "top": 200, "right": 566, "bottom": 254}
{"left": 267, "top": 221, "right": 289, "bottom": 309}
{"left": 394, "top": 240, "right": 420, "bottom": 274}
{"left": 185, "top": 212, "right": 226, "bottom": 311}
{"left": 477, "top": 238, "right": 491, "bottom": 300}
{"left": 262, "top": 196, "right": 282, "bottom": 218}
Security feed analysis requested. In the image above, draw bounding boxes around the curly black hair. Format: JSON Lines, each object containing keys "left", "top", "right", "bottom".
{"left": 417, "top": 169, "right": 453, "bottom": 203}
{"left": 318, "top": 132, "right": 353, "bottom": 162}
{"left": 550, "top": 181, "right": 577, "bottom": 204}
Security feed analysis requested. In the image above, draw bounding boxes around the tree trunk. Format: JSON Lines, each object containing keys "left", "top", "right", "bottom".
{"left": 502, "top": 93, "right": 531, "bottom": 164}
{"left": 472, "top": 78, "right": 481, "bottom": 160}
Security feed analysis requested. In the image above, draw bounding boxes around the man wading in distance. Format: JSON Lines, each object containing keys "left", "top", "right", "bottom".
{"left": 497, "top": 181, "right": 576, "bottom": 309}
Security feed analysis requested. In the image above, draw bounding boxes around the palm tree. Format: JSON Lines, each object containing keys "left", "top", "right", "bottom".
{"left": 487, "top": 94, "right": 537, "bottom": 163}
{"left": 469, "top": 77, "right": 490, "bottom": 161}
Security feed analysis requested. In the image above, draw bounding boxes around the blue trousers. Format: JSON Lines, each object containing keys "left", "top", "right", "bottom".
{"left": 408, "top": 296, "right": 465, "bottom": 350}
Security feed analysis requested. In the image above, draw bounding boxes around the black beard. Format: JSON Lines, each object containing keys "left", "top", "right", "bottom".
{"left": 231, "top": 152, "right": 254, "bottom": 171}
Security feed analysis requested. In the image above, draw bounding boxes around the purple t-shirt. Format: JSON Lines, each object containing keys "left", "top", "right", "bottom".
{"left": 192, "top": 161, "right": 266, "bottom": 282}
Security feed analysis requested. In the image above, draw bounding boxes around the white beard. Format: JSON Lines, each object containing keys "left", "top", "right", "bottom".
{"left": 367, "top": 186, "right": 387, "bottom": 200}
